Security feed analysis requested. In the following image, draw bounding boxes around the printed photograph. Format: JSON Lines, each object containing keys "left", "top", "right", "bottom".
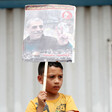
{"left": 23, "top": 4, "right": 76, "bottom": 62}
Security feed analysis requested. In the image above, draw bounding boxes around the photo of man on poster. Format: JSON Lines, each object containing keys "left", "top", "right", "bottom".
{"left": 23, "top": 18, "right": 56, "bottom": 57}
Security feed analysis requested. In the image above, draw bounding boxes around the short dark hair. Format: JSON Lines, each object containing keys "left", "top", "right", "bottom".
{"left": 38, "top": 62, "right": 63, "bottom": 75}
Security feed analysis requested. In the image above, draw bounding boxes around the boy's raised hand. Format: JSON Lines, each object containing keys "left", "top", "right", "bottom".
{"left": 37, "top": 91, "right": 47, "bottom": 111}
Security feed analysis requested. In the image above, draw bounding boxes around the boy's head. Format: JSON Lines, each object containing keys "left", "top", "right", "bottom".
{"left": 38, "top": 62, "right": 63, "bottom": 94}
{"left": 38, "top": 62, "right": 63, "bottom": 76}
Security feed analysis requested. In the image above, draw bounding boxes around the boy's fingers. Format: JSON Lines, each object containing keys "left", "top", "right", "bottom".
{"left": 39, "top": 95, "right": 47, "bottom": 98}
{"left": 38, "top": 91, "right": 47, "bottom": 102}
{"left": 37, "top": 91, "right": 47, "bottom": 105}
{"left": 39, "top": 91, "right": 47, "bottom": 95}
{"left": 38, "top": 92, "right": 47, "bottom": 97}
{"left": 40, "top": 92, "right": 47, "bottom": 96}
{"left": 38, "top": 91, "right": 47, "bottom": 97}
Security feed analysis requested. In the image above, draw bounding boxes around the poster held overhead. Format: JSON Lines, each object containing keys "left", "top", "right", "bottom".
{"left": 23, "top": 4, "right": 76, "bottom": 62}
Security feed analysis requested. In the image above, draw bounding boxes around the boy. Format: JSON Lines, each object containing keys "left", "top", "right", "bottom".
{"left": 25, "top": 62, "right": 79, "bottom": 112}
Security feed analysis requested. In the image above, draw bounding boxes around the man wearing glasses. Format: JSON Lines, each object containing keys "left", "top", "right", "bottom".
{"left": 23, "top": 18, "right": 56, "bottom": 58}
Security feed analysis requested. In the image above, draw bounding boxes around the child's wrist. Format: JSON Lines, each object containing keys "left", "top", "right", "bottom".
{"left": 38, "top": 104, "right": 45, "bottom": 109}
{"left": 37, "top": 105, "right": 44, "bottom": 112}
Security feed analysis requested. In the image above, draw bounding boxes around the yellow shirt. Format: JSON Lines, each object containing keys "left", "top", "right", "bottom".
{"left": 25, "top": 93, "right": 79, "bottom": 112}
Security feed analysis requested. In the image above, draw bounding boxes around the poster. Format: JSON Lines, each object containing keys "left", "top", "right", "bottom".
{"left": 23, "top": 4, "right": 76, "bottom": 62}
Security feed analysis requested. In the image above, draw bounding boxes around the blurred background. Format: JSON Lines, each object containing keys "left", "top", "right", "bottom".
{"left": 0, "top": 0, "right": 112, "bottom": 112}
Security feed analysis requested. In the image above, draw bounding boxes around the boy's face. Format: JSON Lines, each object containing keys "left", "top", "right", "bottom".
{"left": 46, "top": 66, "right": 63, "bottom": 95}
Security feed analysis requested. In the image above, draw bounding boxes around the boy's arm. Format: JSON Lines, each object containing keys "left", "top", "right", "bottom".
{"left": 36, "top": 105, "right": 44, "bottom": 112}
{"left": 36, "top": 91, "right": 47, "bottom": 112}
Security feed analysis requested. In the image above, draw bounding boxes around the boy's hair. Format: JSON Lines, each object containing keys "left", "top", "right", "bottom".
{"left": 38, "top": 62, "right": 63, "bottom": 75}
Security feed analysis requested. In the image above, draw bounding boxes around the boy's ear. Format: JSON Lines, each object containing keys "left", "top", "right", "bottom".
{"left": 37, "top": 75, "right": 43, "bottom": 84}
